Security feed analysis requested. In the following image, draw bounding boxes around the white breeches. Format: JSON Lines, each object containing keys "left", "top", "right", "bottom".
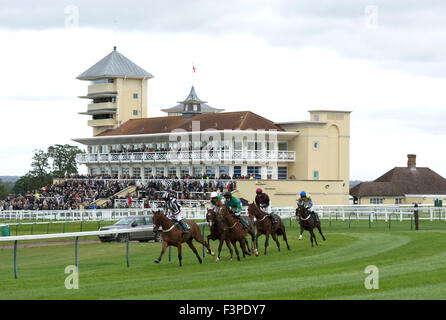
{"left": 168, "top": 209, "right": 182, "bottom": 221}
{"left": 260, "top": 205, "right": 272, "bottom": 214}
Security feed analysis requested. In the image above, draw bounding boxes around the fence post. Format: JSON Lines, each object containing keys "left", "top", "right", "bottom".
{"left": 75, "top": 236, "right": 79, "bottom": 269}
{"left": 369, "top": 213, "right": 371, "bottom": 229}
{"left": 410, "top": 214, "right": 413, "bottom": 230}
{"left": 202, "top": 224, "right": 205, "bottom": 258}
{"left": 169, "top": 246, "right": 172, "bottom": 262}
{"left": 14, "top": 240, "right": 18, "bottom": 279}
{"left": 348, "top": 212, "right": 351, "bottom": 228}
{"left": 329, "top": 211, "right": 332, "bottom": 227}
{"left": 46, "top": 222, "right": 50, "bottom": 234}
{"left": 15, "top": 223, "right": 18, "bottom": 236}
{"left": 389, "top": 213, "right": 391, "bottom": 230}
{"left": 126, "top": 233, "right": 130, "bottom": 268}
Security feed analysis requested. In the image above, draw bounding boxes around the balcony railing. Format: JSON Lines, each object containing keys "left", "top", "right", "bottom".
{"left": 76, "top": 150, "right": 295, "bottom": 164}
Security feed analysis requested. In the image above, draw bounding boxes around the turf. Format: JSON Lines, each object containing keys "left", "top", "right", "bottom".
{"left": 0, "top": 218, "right": 445, "bottom": 299}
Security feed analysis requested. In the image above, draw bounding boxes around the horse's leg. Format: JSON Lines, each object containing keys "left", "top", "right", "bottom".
{"left": 312, "top": 228, "right": 318, "bottom": 246}
{"left": 299, "top": 224, "right": 304, "bottom": 240}
{"left": 193, "top": 224, "right": 215, "bottom": 256}
{"left": 250, "top": 229, "right": 256, "bottom": 254}
{"left": 316, "top": 223, "right": 326, "bottom": 241}
{"left": 282, "top": 227, "right": 291, "bottom": 250}
{"left": 216, "top": 238, "right": 224, "bottom": 262}
{"left": 225, "top": 239, "right": 233, "bottom": 260}
{"left": 309, "top": 229, "right": 314, "bottom": 247}
{"left": 271, "top": 232, "right": 281, "bottom": 252}
{"left": 231, "top": 240, "right": 241, "bottom": 261}
{"left": 154, "top": 240, "right": 168, "bottom": 263}
{"left": 264, "top": 231, "right": 270, "bottom": 255}
{"left": 240, "top": 238, "right": 250, "bottom": 258}
{"left": 255, "top": 231, "right": 261, "bottom": 256}
{"left": 186, "top": 239, "right": 202, "bottom": 264}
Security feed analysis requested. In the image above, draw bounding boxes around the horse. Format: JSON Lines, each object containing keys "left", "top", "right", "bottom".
{"left": 248, "top": 203, "right": 290, "bottom": 255}
{"left": 214, "top": 204, "right": 256, "bottom": 262}
{"left": 295, "top": 207, "right": 326, "bottom": 247}
{"left": 205, "top": 208, "right": 234, "bottom": 259}
{"left": 152, "top": 210, "right": 215, "bottom": 266}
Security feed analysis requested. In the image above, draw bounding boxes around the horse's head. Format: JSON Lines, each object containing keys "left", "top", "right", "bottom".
{"left": 152, "top": 209, "right": 163, "bottom": 233}
{"left": 215, "top": 204, "right": 230, "bottom": 224}
{"left": 206, "top": 208, "right": 216, "bottom": 227}
{"left": 296, "top": 207, "right": 308, "bottom": 220}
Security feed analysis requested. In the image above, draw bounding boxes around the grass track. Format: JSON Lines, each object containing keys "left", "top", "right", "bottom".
{"left": 0, "top": 219, "right": 445, "bottom": 299}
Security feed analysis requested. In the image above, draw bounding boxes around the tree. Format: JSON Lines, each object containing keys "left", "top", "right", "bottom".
{"left": 30, "top": 149, "right": 50, "bottom": 176}
{"left": 0, "top": 182, "right": 8, "bottom": 200}
{"left": 11, "top": 173, "right": 53, "bottom": 195}
{"left": 47, "top": 144, "right": 82, "bottom": 177}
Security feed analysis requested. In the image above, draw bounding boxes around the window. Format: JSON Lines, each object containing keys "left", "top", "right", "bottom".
{"left": 219, "top": 166, "right": 229, "bottom": 176}
{"left": 233, "top": 166, "right": 241, "bottom": 177}
{"left": 395, "top": 198, "right": 402, "bottom": 205}
{"left": 168, "top": 166, "right": 177, "bottom": 177}
{"left": 278, "top": 142, "right": 288, "bottom": 151}
{"left": 122, "top": 167, "right": 130, "bottom": 175}
{"left": 193, "top": 166, "right": 202, "bottom": 177}
{"left": 111, "top": 167, "right": 119, "bottom": 176}
{"left": 90, "top": 78, "right": 114, "bottom": 85}
{"left": 370, "top": 198, "right": 384, "bottom": 204}
{"left": 180, "top": 166, "right": 190, "bottom": 177}
{"left": 313, "top": 114, "right": 320, "bottom": 121}
{"left": 100, "top": 167, "right": 108, "bottom": 175}
{"left": 233, "top": 141, "right": 242, "bottom": 150}
{"left": 90, "top": 167, "right": 99, "bottom": 175}
{"left": 133, "top": 93, "right": 138, "bottom": 99}
{"left": 267, "top": 166, "right": 273, "bottom": 179}
{"left": 156, "top": 167, "right": 165, "bottom": 176}
{"left": 133, "top": 110, "right": 139, "bottom": 116}
{"left": 132, "top": 167, "right": 141, "bottom": 178}
{"left": 205, "top": 166, "right": 216, "bottom": 178}
{"left": 313, "top": 170, "right": 319, "bottom": 180}
{"left": 278, "top": 167, "right": 287, "bottom": 180}
{"left": 313, "top": 141, "right": 319, "bottom": 151}
{"left": 247, "top": 166, "right": 261, "bottom": 179}
{"left": 144, "top": 167, "right": 152, "bottom": 179}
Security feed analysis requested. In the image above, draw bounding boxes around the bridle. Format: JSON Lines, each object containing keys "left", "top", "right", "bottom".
{"left": 297, "top": 207, "right": 311, "bottom": 221}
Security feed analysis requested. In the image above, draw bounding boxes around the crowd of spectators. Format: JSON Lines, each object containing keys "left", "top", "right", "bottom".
{"left": 1, "top": 179, "right": 134, "bottom": 211}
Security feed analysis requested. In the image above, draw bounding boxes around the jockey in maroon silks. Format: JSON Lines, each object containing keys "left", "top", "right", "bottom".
{"left": 255, "top": 188, "right": 277, "bottom": 225}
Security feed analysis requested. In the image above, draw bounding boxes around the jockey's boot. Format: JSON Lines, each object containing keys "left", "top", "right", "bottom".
{"left": 238, "top": 216, "right": 248, "bottom": 229}
{"left": 269, "top": 213, "right": 277, "bottom": 225}
{"left": 311, "top": 211, "right": 319, "bottom": 222}
{"left": 178, "top": 220, "right": 188, "bottom": 234}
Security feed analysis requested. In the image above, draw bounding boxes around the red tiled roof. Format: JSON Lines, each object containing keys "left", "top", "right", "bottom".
{"left": 97, "top": 111, "right": 284, "bottom": 136}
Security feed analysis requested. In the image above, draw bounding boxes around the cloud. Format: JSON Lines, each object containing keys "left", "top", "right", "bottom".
{"left": 2, "top": 0, "right": 446, "bottom": 77}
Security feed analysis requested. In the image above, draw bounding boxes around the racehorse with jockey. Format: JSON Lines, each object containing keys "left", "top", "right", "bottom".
{"left": 222, "top": 191, "right": 249, "bottom": 229}
{"left": 162, "top": 191, "right": 188, "bottom": 234}
{"left": 255, "top": 188, "right": 277, "bottom": 225}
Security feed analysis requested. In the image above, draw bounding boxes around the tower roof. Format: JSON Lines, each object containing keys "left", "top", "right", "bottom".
{"left": 177, "top": 86, "right": 207, "bottom": 104}
{"left": 77, "top": 47, "right": 154, "bottom": 80}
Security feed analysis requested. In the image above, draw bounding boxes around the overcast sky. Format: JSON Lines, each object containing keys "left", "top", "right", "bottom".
{"left": 0, "top": 0, "right": 445, "bottom": 181}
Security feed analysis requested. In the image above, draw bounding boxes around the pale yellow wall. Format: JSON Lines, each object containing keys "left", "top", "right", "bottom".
{"left": 84, "top": 78, "right": 148, "bottom": 136}
{"left": 279, "top": 111, "right": 350, "bottom": 200}
{"left": 358, "top": 196, "right": 446, "bottom": 205}
{"left": 234, "top": 179, "right": 349, "bottom": 206}
{"left": 116, "top": 78, "right": 148, "bottom": 127}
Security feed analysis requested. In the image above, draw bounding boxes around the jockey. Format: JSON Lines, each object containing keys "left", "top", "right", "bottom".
{"left": 223, "top": 191, "right": 248, "bottom": 229}
{"left": 162, "top": 192, "right": 188, "bottom": 234}
{"left": 255, "top": 188, "right": 277, "bottom": 225}
{"left": 209, "top": 191, "right": 223, "bottom": 212}
{"left": 297, "top": 191, "right": 319, "bottom": 222}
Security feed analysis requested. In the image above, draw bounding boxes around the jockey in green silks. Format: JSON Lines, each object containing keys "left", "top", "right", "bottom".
{"left": 223, "top": 191, "right": 249, "bottom": 229}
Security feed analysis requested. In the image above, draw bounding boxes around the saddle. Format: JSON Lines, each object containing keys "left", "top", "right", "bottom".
{"left": 173, "top": 220, "right": 191, "bottom": 231}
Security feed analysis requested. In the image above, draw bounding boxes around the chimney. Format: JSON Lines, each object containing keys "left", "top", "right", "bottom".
{"left": 407, "top": 154, "right": 416, "bottom": 170}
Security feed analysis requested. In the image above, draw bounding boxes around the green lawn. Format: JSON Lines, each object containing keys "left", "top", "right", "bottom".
{"left": 0, "top": 218, "right": 445, "bottom": 299}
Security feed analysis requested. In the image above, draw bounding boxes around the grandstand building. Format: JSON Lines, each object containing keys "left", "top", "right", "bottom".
{"left": 73, "top": 48, "right": 351, "bottom": 206}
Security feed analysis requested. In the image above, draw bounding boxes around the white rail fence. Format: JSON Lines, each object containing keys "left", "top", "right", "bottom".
{"left": 1, "top": 205, "right": 445, "bottom": 222}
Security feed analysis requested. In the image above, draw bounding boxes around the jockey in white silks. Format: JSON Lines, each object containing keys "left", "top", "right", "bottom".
{"left": 162, "top": 192, "right": 188, "bottom": 234}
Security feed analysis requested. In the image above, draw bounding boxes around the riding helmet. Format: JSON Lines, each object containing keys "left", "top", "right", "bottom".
{"left": 224, "top": 191, "right": 232, "bottom": 198}
{"left": 300, "top": 191, "right": 306, "bottom": 197}
{"left": 256, "top": 188, "right": 263, "bottom": 194}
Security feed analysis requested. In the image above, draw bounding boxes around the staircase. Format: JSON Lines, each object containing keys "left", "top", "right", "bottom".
{"left": 94, "top": 185, "right": 138, "bottom": 207}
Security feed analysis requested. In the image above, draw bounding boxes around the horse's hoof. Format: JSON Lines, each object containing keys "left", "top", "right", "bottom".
{"left": 154, "top": 259, "right": 160, "bottom": 264}
{"left": 216, "top": 257, "right": 220, "bottom": 262}
{"left": 210, "top": 251, "right": 215, "bottom": 256}
{"left": 255, "top": 250, "right": 259, "bottom": 256}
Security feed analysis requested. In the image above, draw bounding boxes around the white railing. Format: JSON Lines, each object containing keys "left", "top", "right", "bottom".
{"left": 1, "top": 205, "right": 444, "bottom": 223}
{"left": 76, "top": 150, "right": 296, "bottom": 164}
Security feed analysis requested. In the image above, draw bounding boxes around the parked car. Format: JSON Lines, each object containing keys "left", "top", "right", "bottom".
{"left": 98, "top": 215, "right": 161, "bottom": 243}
